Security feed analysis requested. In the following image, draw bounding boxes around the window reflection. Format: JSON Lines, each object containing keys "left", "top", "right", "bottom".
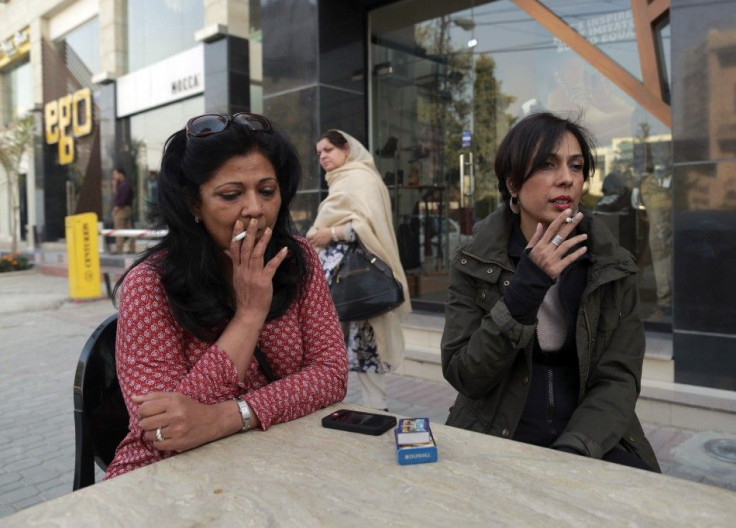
{"left": 128, "top": 96, "right": 205, "bottom": 226}
{"left": 127, "top": 0, "right": 204, "bottom": 72}
{"left": 370, "top": 0, "right": 673, "bottom": 322}
{"left": 59, "top": 17, "right": 100, "bottom": 77}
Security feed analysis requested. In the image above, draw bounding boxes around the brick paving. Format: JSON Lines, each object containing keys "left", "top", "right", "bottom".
{"left": 1, "top": 270, "right": 734, "bottom": 519}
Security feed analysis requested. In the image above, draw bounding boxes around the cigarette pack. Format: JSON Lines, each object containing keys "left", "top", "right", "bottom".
{"left": 395, "top": 418, "right": 438, "bottom": 466}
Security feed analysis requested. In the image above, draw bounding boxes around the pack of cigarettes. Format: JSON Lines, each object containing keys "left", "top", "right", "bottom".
{"left": 395, "top": 417, "right": 438, "bottom": 465}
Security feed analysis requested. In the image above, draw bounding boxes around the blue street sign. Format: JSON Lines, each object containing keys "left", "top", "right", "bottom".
{"left": 462, "top": 130, "right": 471, "bottom": 148}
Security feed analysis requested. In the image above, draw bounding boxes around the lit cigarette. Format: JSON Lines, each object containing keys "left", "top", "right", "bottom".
{"left": 231, "top": 231, "right": 247, "bottom": 243}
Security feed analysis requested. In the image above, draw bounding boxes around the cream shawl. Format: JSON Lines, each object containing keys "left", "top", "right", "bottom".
{"left": 308, "top": 130, "right": 411, "bottom": 369}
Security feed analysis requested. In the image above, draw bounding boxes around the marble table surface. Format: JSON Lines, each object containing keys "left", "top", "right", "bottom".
{"left": 5, "top": 403, "right": 736, "bottom": 527}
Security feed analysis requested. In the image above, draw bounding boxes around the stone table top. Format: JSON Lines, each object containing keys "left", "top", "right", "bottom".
{"left": 4, "top": 403, "right": 736, "bottom": 527}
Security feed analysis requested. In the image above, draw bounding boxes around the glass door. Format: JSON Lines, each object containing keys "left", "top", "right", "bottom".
{"left": 370, "top": 0, "right": 504, "bottom": 307}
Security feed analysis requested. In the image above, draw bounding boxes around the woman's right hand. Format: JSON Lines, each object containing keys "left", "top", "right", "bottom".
{"left": 526, "top": 209, "right": 588, "bottom": 279}
{"left": 218, "top": 218, "right": 288, "bottom": 379}
{"left": 225, "top": 218, "right": 288, "bottom": 320}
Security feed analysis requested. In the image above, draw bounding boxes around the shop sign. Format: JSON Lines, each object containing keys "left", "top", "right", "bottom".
{"left": 116, "top": 45, "right": 204, "bottom": 118}
{"left": 0, "top": 27, "right": 31, "bottom": 70}
{"left": 44, "top": 87, "right": 93, "bottom": 166}
{"left": 65, "top": 212, "right": 101, "bottom": 299}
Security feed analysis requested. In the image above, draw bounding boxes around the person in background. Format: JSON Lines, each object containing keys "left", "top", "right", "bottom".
{"left": 441, "top": 112, "right": 660, "bottom": 472}
{"left": 112, "top": 167, "right": 136, "bottom": 254}
{"left": 307, "top": 130, "right": 410, "bottom": 411}
{"left": 637, "top": 164, "right": 673, "bottom": 320}
{"left": 593, "top": 171, "right": 637, "bottom": 256}
{"left": 106, "top": 113, "right": 348, "bottom": 478}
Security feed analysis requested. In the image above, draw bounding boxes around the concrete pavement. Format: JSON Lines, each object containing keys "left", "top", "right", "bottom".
{"left": 0, "top": 270, "right": 734, "bottom": 519}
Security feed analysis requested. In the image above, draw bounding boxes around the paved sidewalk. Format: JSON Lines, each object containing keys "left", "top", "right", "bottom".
{"left": 0, "top": 271, "right": 734, "bottom": 519}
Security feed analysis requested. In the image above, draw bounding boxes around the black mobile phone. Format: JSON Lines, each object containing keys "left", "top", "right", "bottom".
{"left": 321, "top": 409, "right": 397, "bottom": 436}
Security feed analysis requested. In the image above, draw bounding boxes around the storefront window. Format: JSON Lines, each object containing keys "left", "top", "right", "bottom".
{"left": 127, "top": 0, "right": 204, "bottom": 72}
{"left": 370, "top": 0, "right": 672, "bottom": 323}
{"left": 128, "top": 96, "right": 205, "bottom": 226}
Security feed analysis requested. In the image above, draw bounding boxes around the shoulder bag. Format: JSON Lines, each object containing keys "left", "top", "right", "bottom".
{"left": 330, "top": 236, "right": 405, "bottom": 322}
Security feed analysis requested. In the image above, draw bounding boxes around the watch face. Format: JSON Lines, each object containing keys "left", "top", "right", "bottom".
{"left": 237, "top": 398, "right": 252, "bottom": 430}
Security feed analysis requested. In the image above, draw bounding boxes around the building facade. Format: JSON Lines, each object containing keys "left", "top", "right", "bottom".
{"left": 1, "top": 0, "right": 734, "bottom": 390}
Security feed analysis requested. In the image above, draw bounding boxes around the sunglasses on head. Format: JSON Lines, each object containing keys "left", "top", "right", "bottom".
{"left": 186, "top": 112, "right": 273, "bottom": 138}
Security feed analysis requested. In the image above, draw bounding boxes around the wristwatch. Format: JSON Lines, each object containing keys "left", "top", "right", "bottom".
{"left": 235, "top": 397, "right": 254, "bottom": 432}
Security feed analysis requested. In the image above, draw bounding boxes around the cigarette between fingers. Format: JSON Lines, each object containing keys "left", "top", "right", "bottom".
{"left": 232, "top": 231, "right": 247, "bottom": 243}
{"left": 565, "top": 217, "right": 574, "bottom": 224}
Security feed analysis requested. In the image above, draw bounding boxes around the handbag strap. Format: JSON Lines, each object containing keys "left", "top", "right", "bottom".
{"left": 254, "top": 346, "right": 277, "bottom": 383}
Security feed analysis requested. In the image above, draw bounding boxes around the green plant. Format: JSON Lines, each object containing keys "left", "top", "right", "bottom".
{"left": 0, "top": 253, "right": 33, "bottom": 273}
{"left": 0, "top": 115, "right": 35, "bottom": 254}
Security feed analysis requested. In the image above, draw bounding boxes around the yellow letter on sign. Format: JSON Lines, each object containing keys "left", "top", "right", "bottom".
{"left": 58, "top": 94, "right": 74, "bottom": 165}
{"left": 72, "top": 88, "right": 92, "bottom": 136}
{"left": 45, "top": 100, "right": 59, "bottom": 144}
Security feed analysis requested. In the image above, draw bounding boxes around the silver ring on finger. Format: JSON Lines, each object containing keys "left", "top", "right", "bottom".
{"left": 551, "top": 234, "right": 564, "bottom": 247}
{"left": 155, "top": 427, "right": 164, "bottom": 442}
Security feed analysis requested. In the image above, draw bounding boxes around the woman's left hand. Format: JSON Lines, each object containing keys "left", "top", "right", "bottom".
{"left": 307, "top": 226, "right": 333, "bottom": 247}
{"left": 527, "top": 209, "right": 588, "bottom": 279}
{"left": 133, "top": 392, "right": 231, "bottom": 453}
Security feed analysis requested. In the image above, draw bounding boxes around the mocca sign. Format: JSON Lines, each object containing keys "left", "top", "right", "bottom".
{"left": 44, "top": 87, "right": 93, "bottom": 166}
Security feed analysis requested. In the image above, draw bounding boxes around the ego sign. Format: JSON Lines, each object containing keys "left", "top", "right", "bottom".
{"left": 45, "top": 88, "right": 93, "bottom": 166}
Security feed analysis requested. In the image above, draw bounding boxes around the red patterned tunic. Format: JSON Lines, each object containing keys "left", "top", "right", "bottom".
{"left": 105, "top": 240, "right": 348, "bottom": 478}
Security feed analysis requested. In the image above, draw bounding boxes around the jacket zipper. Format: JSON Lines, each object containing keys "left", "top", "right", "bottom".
{"left": 546, "top": 366, "right": 556, "bottom": 435}
{"left": 581, "top": 305, "right": 592, "bottom": 391}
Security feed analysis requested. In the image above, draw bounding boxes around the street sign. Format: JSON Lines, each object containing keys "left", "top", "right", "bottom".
{"left": 462, "top": 130, "right": 471, "bottom": 148}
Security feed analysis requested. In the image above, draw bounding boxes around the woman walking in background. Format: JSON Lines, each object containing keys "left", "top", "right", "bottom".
{"left": 307, "top": 130, "right": 410, "bottom": 410}
{"left": 441, "top": 112, "right": 659, "bottom": 471}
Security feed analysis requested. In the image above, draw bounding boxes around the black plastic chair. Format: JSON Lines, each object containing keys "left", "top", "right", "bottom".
{"left": 72, "top": 313, "right": 129, "bottom": 490}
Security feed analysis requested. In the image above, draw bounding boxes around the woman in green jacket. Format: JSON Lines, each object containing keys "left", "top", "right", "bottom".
{"left": 441, "top": 112, "right": 659, "bottom": 471}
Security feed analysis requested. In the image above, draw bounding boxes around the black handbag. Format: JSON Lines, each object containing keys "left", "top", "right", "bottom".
{"left": 330, "top": 237, "right": 405, "bottom": 322}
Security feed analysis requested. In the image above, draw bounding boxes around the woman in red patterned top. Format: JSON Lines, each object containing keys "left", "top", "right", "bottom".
{"left": 105, "top": 113, "right": 348, "bottom": 478}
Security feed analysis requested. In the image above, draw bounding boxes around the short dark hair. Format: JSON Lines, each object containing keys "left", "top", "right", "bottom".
{"left": 113, "top": 167, "right": 126, "bottom": 176}
{"left": 115, "top": 117, "right": 308, "bottom": 341}
{"left": 319, "top": 130, "right": 348, "bottom": 149}
{"left": 495, "top": 111, "right": 597, "bottom": 203}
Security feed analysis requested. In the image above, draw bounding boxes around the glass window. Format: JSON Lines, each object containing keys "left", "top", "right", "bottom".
{"left": 543, "top": 0, "right": 642, "bottom": 82}
{"left": 127, "top": 0, "right": 204, "bottom": 72}
{"left": 128, "top": 96, "right": 205, "bottom": 226}
{"left": 371, "top": 0, "right": 673, "bottom": 323}
{"left": 59, "top": 17, "right": 100, "bottom": 79}
{"left": 3, "top": 61, "right": 32, "bottom": 119}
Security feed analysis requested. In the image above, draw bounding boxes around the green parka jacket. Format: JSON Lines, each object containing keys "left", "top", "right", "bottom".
{"left": 441, "top": 205, "right": 659, "bottom": 471}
